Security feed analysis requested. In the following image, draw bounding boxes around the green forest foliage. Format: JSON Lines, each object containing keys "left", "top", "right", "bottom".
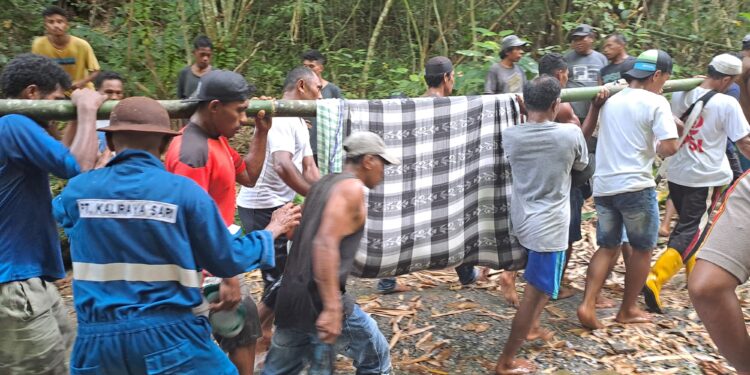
{"left": 2, "top": 0, "right": 747, "bottom": 263}
{"left": 1, "top": 0, "right": 748, "bottom": 100}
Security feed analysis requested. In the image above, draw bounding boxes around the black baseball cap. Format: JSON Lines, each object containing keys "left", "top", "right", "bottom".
{"left": 569, "top": 24, "right": 595, "bottom": 41}
{"left": 425, "top": 56, "right": 453, "bottom": 75}
{"left": 182, "top": 70, "right": 255, "bottom": 103}
{"left": 623, "top": 49, "right": 673, "bottom": 80}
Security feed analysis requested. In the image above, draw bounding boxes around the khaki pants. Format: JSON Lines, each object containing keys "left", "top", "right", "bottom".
{"left": 0, "top": 278, "right": 74, "bottom": 375}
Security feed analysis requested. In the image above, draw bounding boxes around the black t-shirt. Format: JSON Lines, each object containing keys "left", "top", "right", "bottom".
{"left": 600, "top": 56, "right": 636, "bottom": 84}
{"left": 274, "top": 172, "right": 364, "bottom": 331}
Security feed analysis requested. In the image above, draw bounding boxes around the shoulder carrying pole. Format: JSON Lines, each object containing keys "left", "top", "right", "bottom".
{"left": 0, "top": 78, "right": 703, "bottom": 121}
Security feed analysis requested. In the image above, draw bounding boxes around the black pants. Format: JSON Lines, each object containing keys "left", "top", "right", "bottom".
{"left": 667, "top": 182, "right": 723, "bottom": 261}
{"left": 238, "top": 206, "right": 288, "bottom": 291}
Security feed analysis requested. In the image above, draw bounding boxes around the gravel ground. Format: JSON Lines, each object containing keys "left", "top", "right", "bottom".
{"left": 332, "top": 206, "right": 744, "bottom": 374}
{"left": 57, "top": 194, "right": 746, "bottom": 374}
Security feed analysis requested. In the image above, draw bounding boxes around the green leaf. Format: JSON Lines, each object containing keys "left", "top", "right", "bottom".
{"left": 456, "top": 50, "right": 485, "bottom": 57}
{"left": 471, "top": 27, "right": 496, "bottom": 36}
{"left": 498, "top": 29, "right": 514, "bottom": 37}
{"left": 474, "top": 41, "right": 500, "bottom": 51}
{"left": 409, "top": 74, "right": 421, "bottom": 82}
{"left": 740, "top": 12, "right": 750, "bottom": 22}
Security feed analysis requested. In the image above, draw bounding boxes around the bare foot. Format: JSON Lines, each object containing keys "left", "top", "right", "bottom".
{"left": 615, "top": 307, "right": 652, "bottom": 325}
{"left": 577, "top": 304, "right": 605, "bottom": 330}
{"left": 557, "top": 285, "right": 576, "bottom": 300}
{"left": 379, "top": 283, "right": 411, "bottom": 294}
{"left": 526, "top": 326, "right": 555, "bottom": 342}
{"left": 595, "top": 294, "right": 616, "bottom": 308}
{"left": 496, "top": 358, "right": 537, "bottom": 374}
{"left": 499, "top": 272, "right": 520, "bottom": 308}
{"left": 476, "top": 267, "right": 490, "bottom": 283}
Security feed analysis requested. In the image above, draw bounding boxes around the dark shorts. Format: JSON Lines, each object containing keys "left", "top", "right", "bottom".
{"left": 214, "top": 287, "right": 262, "bottom": 352}
{"left": 238, "top": 206, "right": 289, "bottom": 290}
{"left": 569, "top": 185, "right": 585, "bottom": 243}
{"left": 524, "top": 249, "right": 566, "bottom": 299}
{"left": 667, "top": 182, "right": 724, "bottom": 260}
{"left": 595, "top": 187, "right": 659, "bottom": 251}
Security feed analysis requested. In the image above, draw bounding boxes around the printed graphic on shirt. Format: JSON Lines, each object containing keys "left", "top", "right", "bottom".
{"left": 506, "top": 72, "right": 523, "bottom": 94}
{"left": 54, "top": 57, "right": 76, "bottom": 65}
{"left": 77, "top": 199, "right": 178, "bottom": 223}
{"left": 684, "top": 116, "right": 705, "bottom": 153}
{"left": 570, "top": 65, "right": 601, "bottom": 84}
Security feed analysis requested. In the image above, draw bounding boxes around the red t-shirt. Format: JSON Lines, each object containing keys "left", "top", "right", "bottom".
{"left": 165, "top": 123, "right": 245, "bottom": 226}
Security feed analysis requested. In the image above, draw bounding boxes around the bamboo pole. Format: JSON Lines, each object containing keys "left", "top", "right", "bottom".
{"left": 0, "top": 79, "right": 703, "bottom": 121}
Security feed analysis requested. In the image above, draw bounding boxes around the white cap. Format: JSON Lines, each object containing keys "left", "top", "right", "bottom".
{"left": 709, "top": 53, "right": 742, "bottom": 76}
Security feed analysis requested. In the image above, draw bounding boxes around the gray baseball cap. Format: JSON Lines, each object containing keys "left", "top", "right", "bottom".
{"left": 343, "top": 132, "right": 401, "bottom": 165}
{"left": 569, "top": 24, "right": 595, "bottom": 40}
{"left": 182, "top": 70, "right": 256, "bottom": 103}
{"left": 743, "top": 34, "right": 750, "bottom": 50}
{"left": 501, "top": 35, "right": 529, "bottom": 51}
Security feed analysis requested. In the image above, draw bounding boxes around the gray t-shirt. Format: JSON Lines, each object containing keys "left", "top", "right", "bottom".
{"left": 502, "top": 121, "right": 588, "bottom": 251}
{"left": 564, "top": 50, "right": 608, "bottom": 119}
{"left": 484, "top": 63, "right": 526, "bottom": 94}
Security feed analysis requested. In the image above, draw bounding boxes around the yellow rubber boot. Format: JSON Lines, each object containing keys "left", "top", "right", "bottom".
{"left": 642, "top": 248, "right": 683, "bottom": 314}
{"left": 685, "top": 254, "right": 697, "bottom": 279}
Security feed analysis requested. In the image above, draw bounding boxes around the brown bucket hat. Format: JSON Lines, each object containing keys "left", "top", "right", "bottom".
{"left": 99, "top": 96, "right": 181, "bottom": 136}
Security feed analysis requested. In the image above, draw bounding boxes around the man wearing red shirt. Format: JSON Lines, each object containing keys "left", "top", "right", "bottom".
{"left": 165, "top": 69, "right": 273, "bottom": 374}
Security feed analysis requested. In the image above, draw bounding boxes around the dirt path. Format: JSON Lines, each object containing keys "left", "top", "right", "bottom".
{"left": 56, "top": 201, "right": 744, "bottom": 374}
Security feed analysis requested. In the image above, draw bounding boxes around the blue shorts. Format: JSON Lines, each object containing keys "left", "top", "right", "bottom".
{"left": 71, "top": 312, "right": 238, "bottom": 375}
{"left": 595, "top": 187, "right": 659, "bottom": 251}
{"left": 524, "top": 249, "right": 566, "bottom": 299}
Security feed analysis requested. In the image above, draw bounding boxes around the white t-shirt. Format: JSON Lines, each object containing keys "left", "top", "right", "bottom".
{"left": 667, "top": 87, "right": 750, "bottom": 187}
{"left": 236, "top": 117, "right": 313, "bottom": 209}
{"left": 593, "top": 87, "right": 678, "bottom": 196}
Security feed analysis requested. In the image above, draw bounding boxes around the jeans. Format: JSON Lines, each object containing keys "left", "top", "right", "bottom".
{"left": 377, "top": 264, "right": 477, "bottom": 292}
{"left": 263, "top": 305, "right": 391, "bottom": 375}
{"left": 595, "top": 187, "right": 659, "bottom": 251}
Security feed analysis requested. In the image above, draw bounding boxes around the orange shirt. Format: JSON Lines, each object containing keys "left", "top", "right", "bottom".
{"left": 165, "top": 123, "right": 246, "bottom": 226}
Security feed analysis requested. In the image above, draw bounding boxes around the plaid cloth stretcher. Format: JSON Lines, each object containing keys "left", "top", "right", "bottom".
{"left": 320, "top": 94, "right": 527, "bottom": 278}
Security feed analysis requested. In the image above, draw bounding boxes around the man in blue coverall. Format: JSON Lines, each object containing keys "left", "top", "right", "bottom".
{"left": 53, "top": 96, "right": 302, "bottom": 374}
{"left": 0, "top": 53, "right": 105, "bottom": 374}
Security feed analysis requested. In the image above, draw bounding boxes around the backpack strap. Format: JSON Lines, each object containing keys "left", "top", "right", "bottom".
{"left": 679, "top": 90, "right": 718, "bottom": 122}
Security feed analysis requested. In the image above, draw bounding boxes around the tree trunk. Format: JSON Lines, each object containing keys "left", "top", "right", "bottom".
{"left": 432, "top": 0, "right": 449, "bottom": 56}
{"left": 360, "top": 0, "right": 396, "bottom": 97}
{"left": 402, "top": 0, "right": 425, "bottom": 73}
{"left": 657, "top": 0, "right": 670, "bottom": 25}
{"left": 469, "top": 0, "right": 477, "bottom": 61}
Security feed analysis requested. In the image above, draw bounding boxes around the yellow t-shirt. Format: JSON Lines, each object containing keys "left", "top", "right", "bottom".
{"left": 31, "top": 35, "right": 100, "bottom": 89}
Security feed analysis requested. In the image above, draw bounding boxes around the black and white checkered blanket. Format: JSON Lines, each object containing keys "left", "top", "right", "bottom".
{"left": 335, "top": 95, "right": 527, "bottom": 278}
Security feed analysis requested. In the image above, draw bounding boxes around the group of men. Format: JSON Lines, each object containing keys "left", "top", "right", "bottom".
{"left": 3, "top": 5, "right": 750, "bottom": 375}
{"left": 480, "top": 26, "right": 750, "bottom": 374}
